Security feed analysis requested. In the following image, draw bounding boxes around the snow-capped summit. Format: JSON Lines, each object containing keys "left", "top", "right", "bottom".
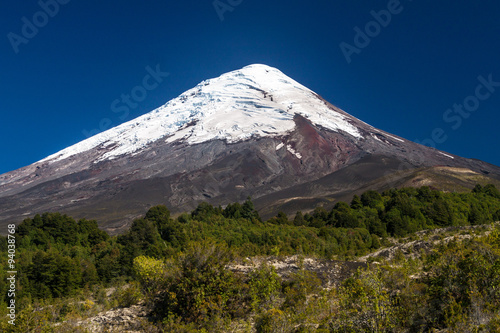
{"left": 1, "top": 64, "right": 499, "bottom": 232}
{"left": 41, "top": 64, "right": 362, "bottom": 163}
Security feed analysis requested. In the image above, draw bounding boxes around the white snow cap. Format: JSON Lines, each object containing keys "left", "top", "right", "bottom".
{"left": 41, "top": 64, "right": 362, "bottom": 163}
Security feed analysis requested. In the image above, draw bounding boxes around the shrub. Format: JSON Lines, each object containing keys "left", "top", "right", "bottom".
{"left": 153, "top": 242, "right": 244, "bottom": 326}
{"left": 133, "top": 255, "right": 167, "bottom": 293}
{"left": 247, "top": 264, "right": 281, "bottom": 312}
{"left": 114, "top": 282, "right": 143, "bottom": 308}
{"left": 255, "top": 308, "right": 291, "bottom": 333}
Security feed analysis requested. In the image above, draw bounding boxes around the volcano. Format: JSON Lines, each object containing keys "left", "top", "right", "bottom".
{"left": 1, "top": 64, "right": 499, "bottom": 233}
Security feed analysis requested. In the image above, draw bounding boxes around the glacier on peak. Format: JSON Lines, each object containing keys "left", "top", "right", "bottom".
{"left": 40, "top": 64, "right": 363, "bottom": 164}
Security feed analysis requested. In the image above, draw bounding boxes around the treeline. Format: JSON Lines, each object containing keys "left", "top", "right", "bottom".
{"left": 0, "top": 215, "right": 111, "bottom": 302}
{"left": 280, "top": 183, "right": 500, "bottom": 237}
{"left": 1, "top": 185, "right": 500, "bottom": 308}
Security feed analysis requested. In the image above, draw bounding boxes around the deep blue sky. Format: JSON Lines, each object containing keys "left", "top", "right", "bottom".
{"left": 1, "top": 0, "right": 499, "bottom": 174}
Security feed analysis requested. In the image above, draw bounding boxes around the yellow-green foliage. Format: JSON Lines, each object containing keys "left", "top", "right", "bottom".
{"left": 247, "top": 264, "right": 281, "bottom": 312}
{"left": 335, "top": 268, "right": 397, "bottom": 332}
{"left": 255, "top": 308, "right": 292, "bottom": 333}
{"left": 133, "top": 255, "right": 167, "bottom": 292}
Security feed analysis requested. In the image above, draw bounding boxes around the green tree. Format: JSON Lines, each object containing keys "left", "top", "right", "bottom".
{"left": 270, "top": 211, "right": 290, "bottom": 225}
{"left": 145, "top": 205, "right": 172, "bottom": 237}
{"left": 293, "top": 211, "right": 306, "bottom": 226}
{"left": 223, "top": 202, "right": 243, "bottom": 219}
{"left": 350, "top": 195, "right": 363, "bottom": 210}
{"left": 361, "top": 190, "right": 384, "bottom": 210}
{"left": 242, "top": 197, "right": 261, "bottom": 221}
{"left": 484, "top": 184, "right": 500, "bottom": 199}
{"left": 28, "top": 250, "right": 82, "bottom": 298}
{"left": 468, "top": 203, "right": 487, "bottom": 225}
{"left": 425, "top": 198, "right": 453, "bottom": 226}
{"left": 117, "top": 218, "right": 164, "bottom": 276}
{"left": 331, "top": 202, "right": 359, "bottom": 228}
{"left": 385, "top": 208, "right": 407, "bottom": 237}
{"left": 191, "top": 202, "right": 220, "bottom": 220}
{"left": 77, "top": 219, "right": 109, "bottom": 247}
{"left": 95, "top": 242, "right": 122, "bottom": 282}
{"left": 472, "top": 184, "right": 483, "bottom": 194}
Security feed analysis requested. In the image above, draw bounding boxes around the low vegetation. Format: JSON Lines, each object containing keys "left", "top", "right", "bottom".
{"left": 0, "top": 184, "right": 499, "bottom": 332}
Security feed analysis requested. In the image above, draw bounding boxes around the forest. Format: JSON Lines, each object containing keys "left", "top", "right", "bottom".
{"left": 1, "top": 184, "right": 500, "bottom": 332}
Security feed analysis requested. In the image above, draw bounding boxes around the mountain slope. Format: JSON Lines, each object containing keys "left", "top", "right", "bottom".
{"left": 1, "top": 64, "right": 499, "bottom": 232}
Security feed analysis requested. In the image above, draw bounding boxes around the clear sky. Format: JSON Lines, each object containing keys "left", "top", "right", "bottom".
{"left": 1, "top": 0, "right": 499, "bottom": 174}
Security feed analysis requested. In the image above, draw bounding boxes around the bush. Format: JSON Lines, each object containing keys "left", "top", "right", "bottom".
{"left": 153, "top": 242, "right": 244, "bottom": 326}
{"left": 114, "top": 282, "right": 142, "bottom": 308}
{"left": 133, "top": 256, "right": 167, "bottom": 293}
{"left": 282, "top": 264, "right": 322, "bottom": 310}
{"left": 334, "top": 268, "right": 397, "bottom": 332}
{"left": 255, "top": 308, "right": 291, "bottom": 333}
{"left": 247, "top": 264, "right": 281, "bottom": 312}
